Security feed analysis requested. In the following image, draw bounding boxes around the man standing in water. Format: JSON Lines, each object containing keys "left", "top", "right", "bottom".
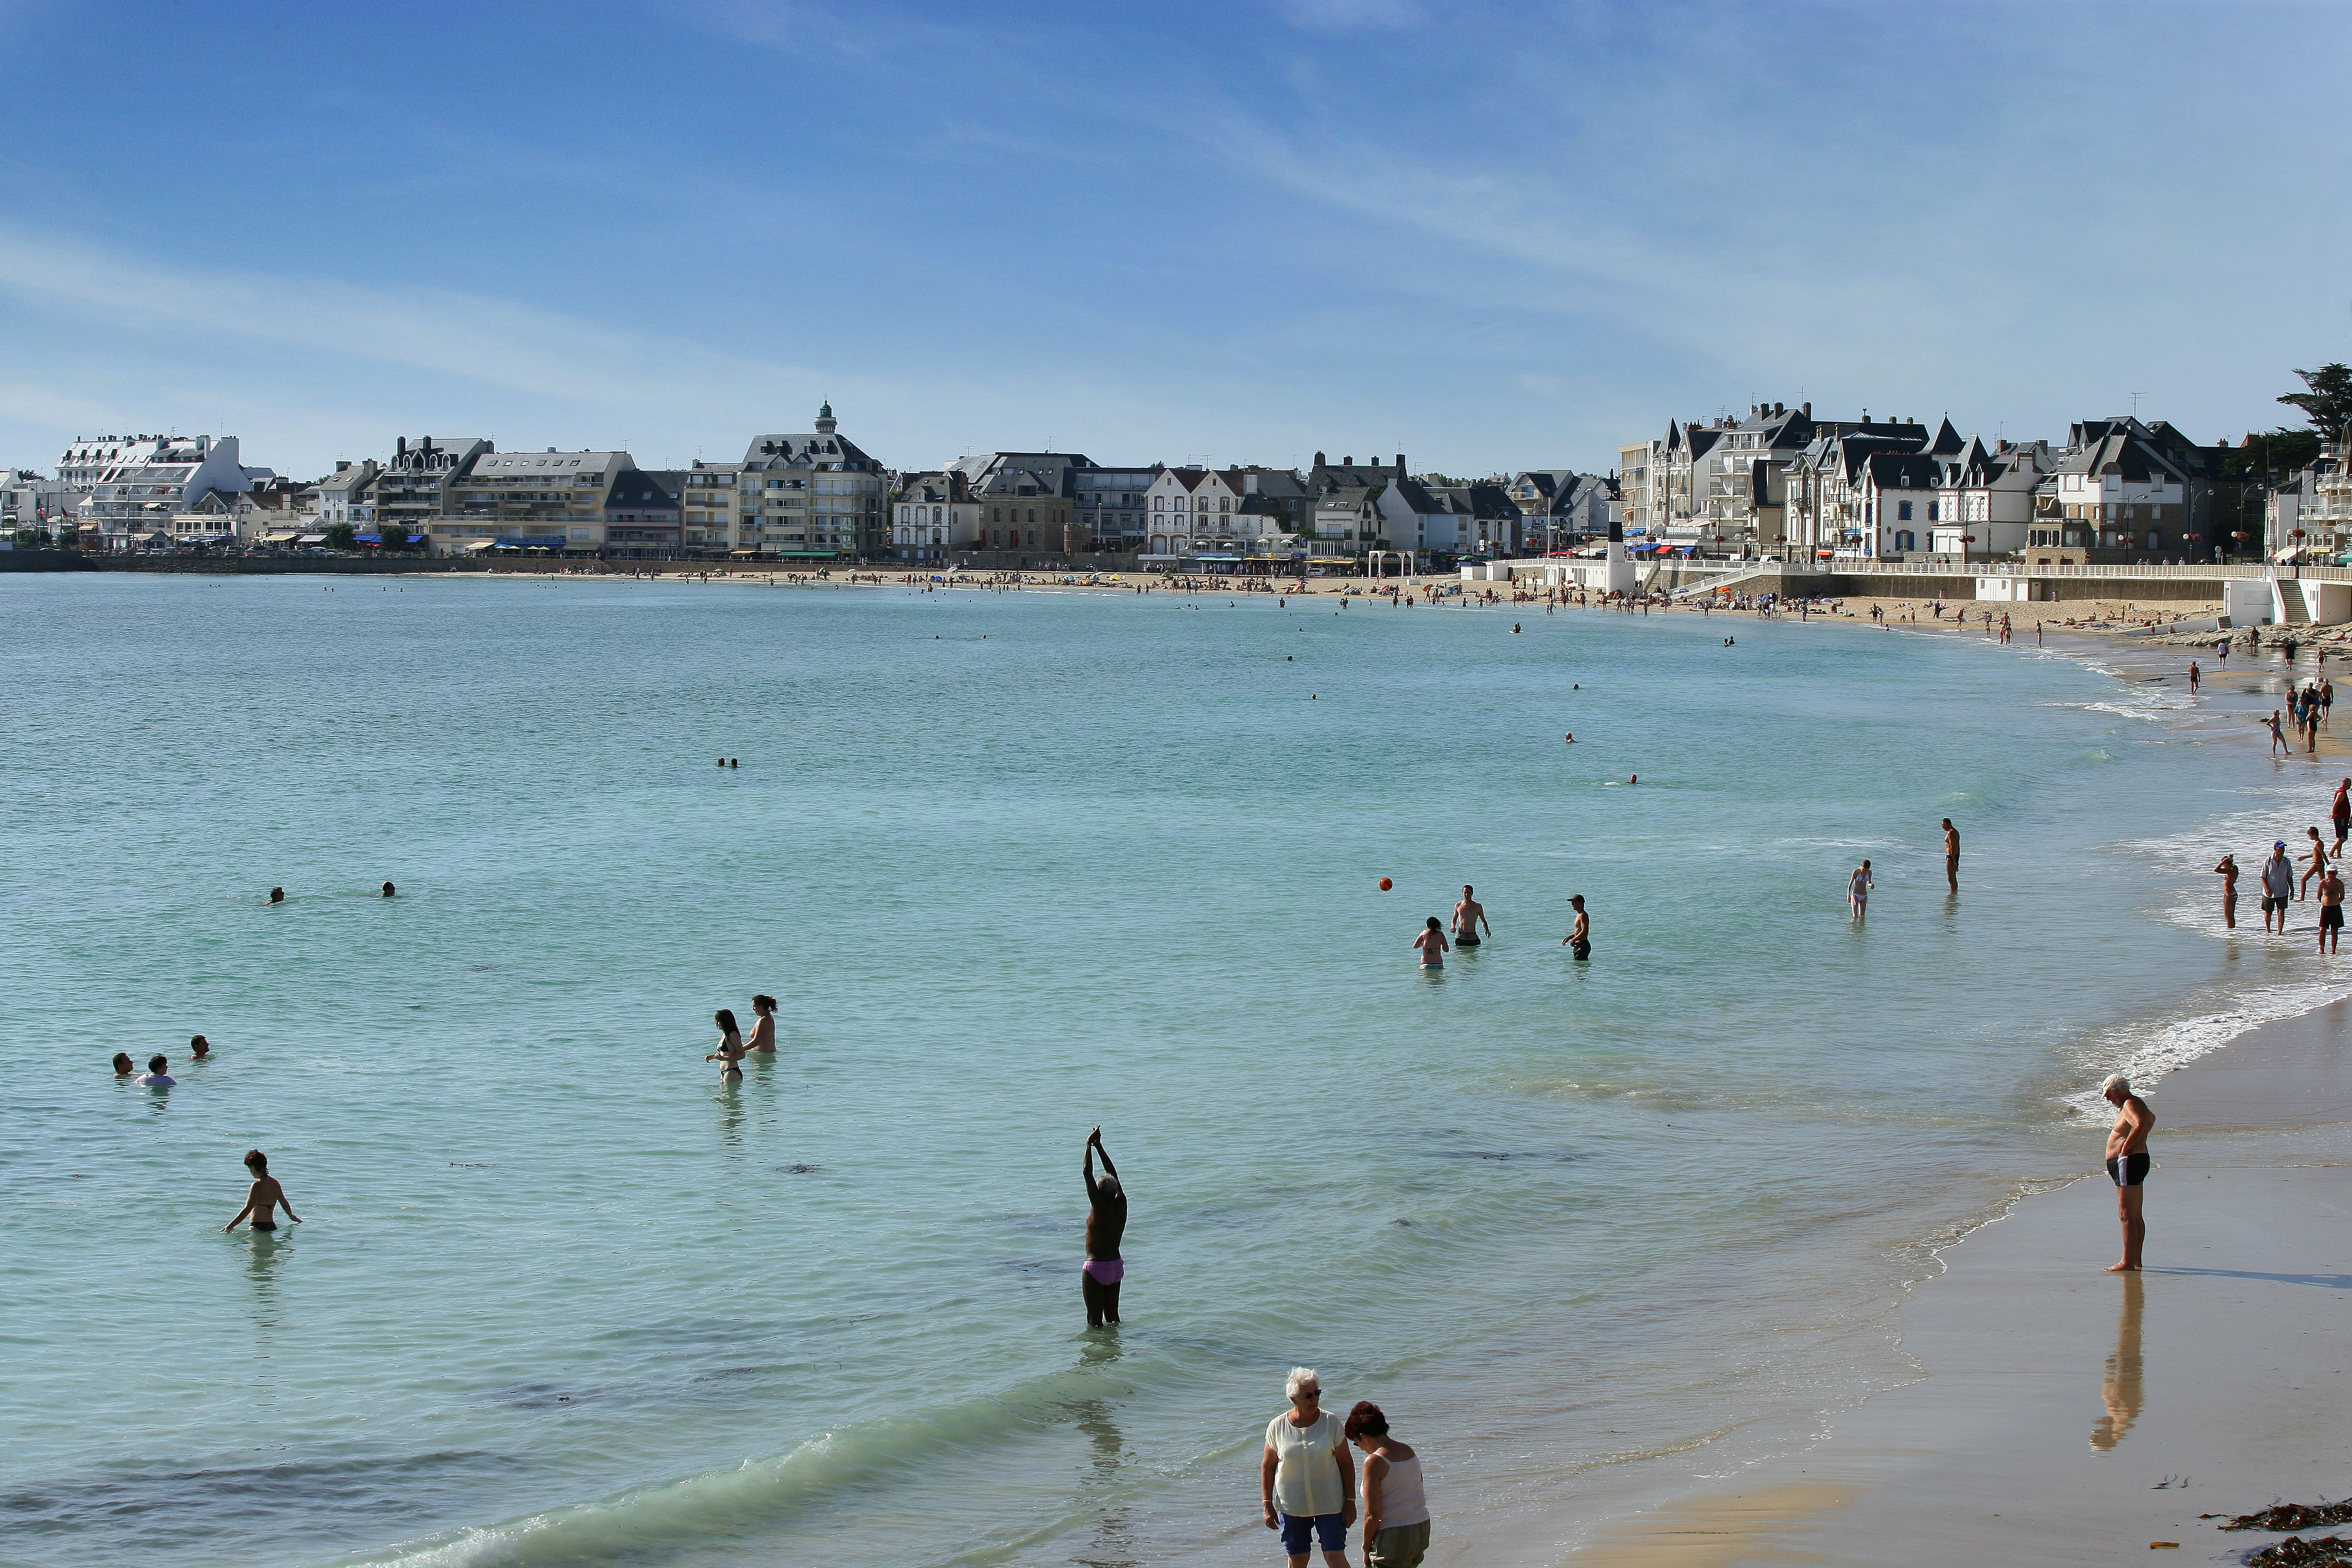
{"left": 1561, "top": 894, "right": 1590, "bottom": 960}
{"left": 1942, "top": 818, "right": 1960, "bottom": 893}
{"left": 2101, "top": 1075, "right": 2153, "bottom": 1272}
{"left": 2262, "top": 841, "right": 2295, "bottom": 932}
{"left": 1451, "top": 886, "right": 1491, "bottom": 948}
{"left": 2320, "top": 864, "right": 2345, "bottom": 955}
{"left": 1082, "top": 1127, "right": 1126, "bottom": 1328}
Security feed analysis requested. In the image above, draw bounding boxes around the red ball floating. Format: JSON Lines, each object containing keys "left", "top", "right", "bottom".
{"left": 1378, "top": 877, "right": 1393, "bottom": 891}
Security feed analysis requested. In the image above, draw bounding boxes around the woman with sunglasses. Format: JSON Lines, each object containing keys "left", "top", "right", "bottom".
{"left": 1260, "top": 1366, "right": 1354, "bottom": 1568}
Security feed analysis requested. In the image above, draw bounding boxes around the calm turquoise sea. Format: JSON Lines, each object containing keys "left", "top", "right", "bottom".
{"left": 0, "top": 574, "right": 2335, "bottom": 1568}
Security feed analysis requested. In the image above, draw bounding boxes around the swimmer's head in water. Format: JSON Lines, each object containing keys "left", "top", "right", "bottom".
{"left": 1425, "top": 916, "right": 1442, "bottom": 931}
{"left": 113, "top": 1053, "right": 133, "bottom": 1073}
{"left": 148, "top": 1054, "right": 167, "bottom": 1074}
{"left": 382, "top": 882, "right": 396, "bottom": 897}
{"left": 752, "top": 994, "right": 776, "bottom": 1014}
{"left": 269, "top": 887, "right": 285, "bottom": 902}
{"left": 245, "top": 1149, "right": 268, "bottom": 1173}
{"left": 715, "top": 1008, "right": 739, "bottom": 1035}
{"left": 2101, "top": 1074, "right": 2132, "bottom": 1102}
{"left": 190, "top": 1035, "right": 209, "bottom": 1056}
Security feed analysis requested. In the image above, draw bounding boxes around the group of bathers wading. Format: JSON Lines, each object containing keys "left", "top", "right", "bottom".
{"left": 1409, "top": 885, "right": 1591, "bottom": 969}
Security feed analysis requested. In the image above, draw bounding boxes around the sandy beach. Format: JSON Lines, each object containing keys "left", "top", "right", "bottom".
{"left": 1560, "top": 1002, "right": 2352, "bottom": 1568}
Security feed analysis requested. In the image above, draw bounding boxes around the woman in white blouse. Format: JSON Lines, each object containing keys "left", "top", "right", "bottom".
{"left": 1259, "top": 1367, "right": 1355, "bottom": 1568}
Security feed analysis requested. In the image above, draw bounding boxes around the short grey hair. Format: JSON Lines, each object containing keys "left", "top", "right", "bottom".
{"left": 2102, "top": 1073, "right": 2132, "bottom": 1097}
{"left": 1285, "top": 1366, "right": 1321, "bottom": 1400}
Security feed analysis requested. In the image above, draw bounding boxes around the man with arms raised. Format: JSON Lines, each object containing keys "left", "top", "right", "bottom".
{"left": 1082, "top": 1127, "right": 1126, "bottom": 1327}
{"left": 2101, "top": 1075, "right": 2153, "bottom": 1273}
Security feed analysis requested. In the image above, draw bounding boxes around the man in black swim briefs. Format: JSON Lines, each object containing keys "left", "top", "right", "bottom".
{"left": 2101, "top": 1074, "right": 2153, "bottom": 1273}
{"left": 1451, "top": 886, "right": 1490, "bottom": 947}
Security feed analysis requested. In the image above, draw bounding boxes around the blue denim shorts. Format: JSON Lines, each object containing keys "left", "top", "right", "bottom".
{"left": 1279, "top": 1512, "right": 1346, "bottom": 1555}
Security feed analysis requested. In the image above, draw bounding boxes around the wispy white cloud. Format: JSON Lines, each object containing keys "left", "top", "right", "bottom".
{"left": 0, "top": 228, "right": 847, "bottom": 418}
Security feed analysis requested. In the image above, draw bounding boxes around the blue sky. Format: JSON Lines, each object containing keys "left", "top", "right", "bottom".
{"left": 0, "top": 0, "right": 2346, "bottom": 481}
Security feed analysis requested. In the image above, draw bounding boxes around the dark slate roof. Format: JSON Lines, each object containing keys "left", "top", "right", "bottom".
{"left": 607, "top": 471, "right": 681, "bottom": 508}
{"left": 1864, "top": 452, "right": 1940, "bottom": 490}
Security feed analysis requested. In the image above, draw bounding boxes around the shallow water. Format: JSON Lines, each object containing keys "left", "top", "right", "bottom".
{"left": 1, "top": 576, "right": 2337, "bottom": 1568}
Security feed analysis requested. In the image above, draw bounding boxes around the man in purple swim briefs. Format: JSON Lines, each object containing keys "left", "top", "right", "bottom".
{"left": 1082, "top": 1126, "right": 1127, "bottom": 1327}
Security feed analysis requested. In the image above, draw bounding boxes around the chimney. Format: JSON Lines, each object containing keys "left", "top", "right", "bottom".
{"left": 1313, "top": 450, "right": 1326, "bottom": 467}
{"left": 1802, "top": 402, "right": 1811, "bottom": 419}
{"left": 1395, "top": 453, "right": 1406, "bottom": 477}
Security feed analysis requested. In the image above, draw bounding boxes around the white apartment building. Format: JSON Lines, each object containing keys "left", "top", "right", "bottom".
{"left": 73, "top": 434, "right": 273, "bottom": 550}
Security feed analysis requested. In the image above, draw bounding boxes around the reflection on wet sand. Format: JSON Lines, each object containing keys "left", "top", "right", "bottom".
{"left": 2089, "top": 1273, "right": 2143, "bottom": 1452}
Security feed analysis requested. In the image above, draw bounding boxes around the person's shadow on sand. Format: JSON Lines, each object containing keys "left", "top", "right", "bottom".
{"left": 2143, "top": 1267, "right": 2352, "bottom": 1289}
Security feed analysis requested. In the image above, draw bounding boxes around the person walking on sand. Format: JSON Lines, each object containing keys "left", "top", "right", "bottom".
{"left": 1413, "top": 917, "right": 1449, "bottom": 969}
{"left": 1450, "top": 886, "right": 1490, "bottom": 948}
{"left": 1261, "top": 1368, "right": 1355, "bottom": 1568}
{"left": 2321, "top": 865, "right": 2345, "bottom": 954}
{"left": 224, "top": 1149, "right": 302, "bottom": 1233}
{"left": 2101, "top": 1075, "right": 2153, "bottom": 1272}
{"left": 2303, "top": 826, "right": 2330, "bottom": 901}
{"left": 1848, "top": 860, "right": 1873, "bottom": 921}
{"left": 2335, "top": 778, "right": 2351, "bottom": 853}
{"left": 2214, "top": 853, "right": 2239, "bottom": 929}
{"left": 1942, "top": 818, "right": 1960, "bottom": 893}
{"left": 1562, "top": 894, "right": 1591, "bottom": 960}
{"left": 1081, "top": 1127, "right": 1126, "bottom": 1327}
{"left": 2262, "top": 841, "right": 2295, "bottom": 932}
{"left": 1347, "top": 1402, "right": 1432, "bottom": 1568}
{"left": 706, "top": 1009, "right": 746, "bottom": 1078}
{"left": 744, "top": 995, "right": 777, "bottom": 1053}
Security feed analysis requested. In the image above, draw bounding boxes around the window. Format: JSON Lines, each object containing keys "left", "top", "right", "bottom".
{"left": 1927, "top": 502, "right": 1939, "bottom": 522}
{"left": 1897, "top": 501, "right": 1913, "bottom": 521}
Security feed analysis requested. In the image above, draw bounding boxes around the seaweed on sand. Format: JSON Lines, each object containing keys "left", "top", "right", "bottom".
{"left": 2219, "top": 1503, "right": 2352, "bottom": 1533}
{"left": 2243, "top": 1537, "right": 2352, "bottom": 1566}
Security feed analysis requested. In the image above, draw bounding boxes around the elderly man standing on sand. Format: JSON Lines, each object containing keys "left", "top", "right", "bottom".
{"left": 2102, "top": 1074, "right": 2154, "bottom": 1273}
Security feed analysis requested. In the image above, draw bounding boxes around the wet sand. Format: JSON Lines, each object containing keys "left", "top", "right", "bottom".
{"left": 1560, "top": 1002, "right": 2352, "bottom": 1568}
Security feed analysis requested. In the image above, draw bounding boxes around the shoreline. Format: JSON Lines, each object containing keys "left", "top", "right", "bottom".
{"left": 1547, "top": 639, "right": 2352, "bottom": 1568}
{"left": 1558, "top": 1000, "right": 2352, "bottom": 1568}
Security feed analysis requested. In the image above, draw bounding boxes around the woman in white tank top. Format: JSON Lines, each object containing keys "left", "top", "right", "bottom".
{"left": 1345, "top": 1400, "right": 1431, "bottom": 1568}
